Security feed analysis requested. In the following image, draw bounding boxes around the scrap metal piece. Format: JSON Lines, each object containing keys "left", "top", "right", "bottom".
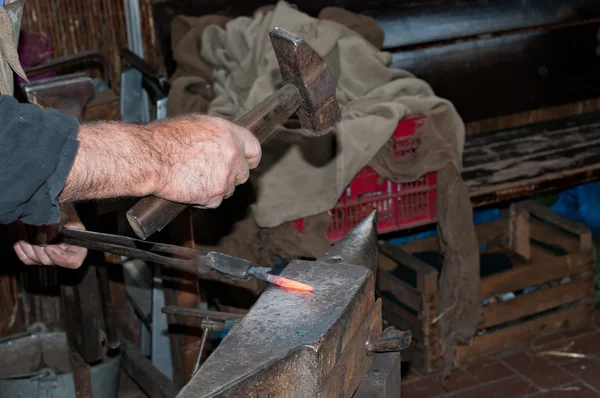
{"left": 177, "top": 213, "right": 379, "bottom": 397}
{"left": 367, "top": 327, "right": 412, "bottom": 355}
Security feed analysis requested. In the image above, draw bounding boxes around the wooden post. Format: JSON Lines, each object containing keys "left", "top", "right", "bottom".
{"left": 509, "top": 203, "right": 531, "bottom": 260}
{"left": 163, "top": 208, "right": 202, "bottom": 385}
{"left": 520, "top": 200, "right": 594, "bottom": 254}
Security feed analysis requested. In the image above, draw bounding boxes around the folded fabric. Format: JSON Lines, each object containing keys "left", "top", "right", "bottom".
{"left": 200, "top": 1, "right": 466, "bottom": 228}
{"left": 0, "top": 0, "right": 28, "bottom": 96}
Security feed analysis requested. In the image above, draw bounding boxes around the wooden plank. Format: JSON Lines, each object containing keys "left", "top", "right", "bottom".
{"left": 59, "top": 263, "right": 104, "bottom": 364}
{"left": 463, "top": 114, "right": 600, "bottom": 163}
{"left": 475, "top": 218, "right": 509, "bottom": 245}
{"left": 377, "top": 270, "right": 423, "bottom": 312}
{"left": 318, "top": 300, "right": 382, "bottom": 398}
{"left": 380, "top": 295, "right": 423, "bottom": 342}
{"left": 464, "top": 122, "right": 600, "bottom": 189}
{"left": 399, "top": 219, "right": 508, "bottom": 254}
{"left": 529, "top": 219, "right": 582, "bottom": 255}
{"left": 465, "top": 99, "right": 600, "bottom": 136}
{"left": 480, "top": 253, "right": 594, "bottom": 299}
{"left": 0, "top": 225, "right": 23, "bottom": 336}
{"left": 463, "top": 115, "right": 600, "bottom": 206}
{"left": 391, "top": 21, "right": 600, "bottom": 122}
{"left": 121, "top": 337, "right": 180, "bottom": 398}
{"left": 378, "top": 242, "right": 438, "bottom": 294}
{"left": 70, "top": 350, "right": 93, "bottom": 398}
{"left": 481, "top": 274, "right": 594, "bottom": 329}
{"left": 521, "top": 201, "right": 590, "bottom": 235}
{"left": 378, "top": 252, "right": 397, "bottom": 272}
{"left": 394, "top": 235, "right": 440, "bottom": 254}
{"left": 470, "top": 162, "right": 600, "bottom": 208}
{"left": 509, "top": 204, "right": 531, "bottom": 260}
{"left": 456, "top": 299, "right": 594, "bottom": 364}
{"left": 520, "top": 201, "right": 593, "bottom": 252}
{"left": 0, "top": 271, "right": 22, "bottom": 336}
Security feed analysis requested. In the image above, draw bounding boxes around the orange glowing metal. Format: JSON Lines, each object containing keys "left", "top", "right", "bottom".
{"left": 265, "top": 274, "right": 314, "bottom": 292}
{"left": 248, "top": 267, "right": 314, "bottom": 293}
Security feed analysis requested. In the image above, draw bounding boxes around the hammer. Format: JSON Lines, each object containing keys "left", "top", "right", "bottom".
{"left": 126, "top": 27, "right": 341, "bottom": 240}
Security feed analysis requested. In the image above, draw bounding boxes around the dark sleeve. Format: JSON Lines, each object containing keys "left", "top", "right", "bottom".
{"left": 0, "top": 95, "right": 80, "bottom": 225}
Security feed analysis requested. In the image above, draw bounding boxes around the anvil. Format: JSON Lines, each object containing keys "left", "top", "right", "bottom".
{"left": 176, "top": 211, "right": 409, "bottom": 397}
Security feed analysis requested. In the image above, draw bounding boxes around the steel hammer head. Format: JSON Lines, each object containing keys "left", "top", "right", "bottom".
{"left": 269, "top": 27, "right": 341, "bottom": 135}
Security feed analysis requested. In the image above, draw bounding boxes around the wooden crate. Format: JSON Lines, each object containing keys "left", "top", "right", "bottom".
{"left": 377, "top": 201, "right": 596, "bottom": 373}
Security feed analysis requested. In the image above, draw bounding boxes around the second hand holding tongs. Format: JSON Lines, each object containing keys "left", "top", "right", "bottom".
{"left": 59, "top": 228, "right": 314, "bottom": 292}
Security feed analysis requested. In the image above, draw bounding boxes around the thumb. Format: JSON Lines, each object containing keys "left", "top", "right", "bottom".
{"left": 36, "top": 221, "right": 64, "bottom": 246}
{"left": 36, "top": 206, "right": 73, "bottom": 245}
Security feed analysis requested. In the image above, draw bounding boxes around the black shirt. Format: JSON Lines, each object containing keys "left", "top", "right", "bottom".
{"left": 0, "top": 95, "right": 79, "bottom": 225}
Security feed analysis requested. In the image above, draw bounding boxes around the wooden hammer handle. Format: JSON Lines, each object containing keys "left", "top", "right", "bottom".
{"left": 126, "top": 83, "right": 302, "bottom": 240}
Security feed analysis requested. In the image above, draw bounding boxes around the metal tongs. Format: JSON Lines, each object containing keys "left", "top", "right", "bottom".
{"left": 59, "top": 228, "right": 314, "bottom": 292}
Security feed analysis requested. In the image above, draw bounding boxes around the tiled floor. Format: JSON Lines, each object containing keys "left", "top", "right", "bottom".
{"left": 402, "top": 311, "right": 600, "bottom": 397}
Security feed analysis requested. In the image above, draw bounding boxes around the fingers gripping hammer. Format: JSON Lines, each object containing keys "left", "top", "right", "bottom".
{"left": 126, "top": 27, "right": 342, "bottom": 240}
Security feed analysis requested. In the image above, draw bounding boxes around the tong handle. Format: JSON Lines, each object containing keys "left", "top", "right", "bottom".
{"left": 59, "top": 228, "right": 201, "bottom": 274}
{"left": 59, "top": 228, "right": 253, "bottom": 280}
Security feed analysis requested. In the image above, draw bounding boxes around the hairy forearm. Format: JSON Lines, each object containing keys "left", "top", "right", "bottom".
{"left": 56, "top": 114, "right": 260, "bottom": 208}
{"left": 60, "top": 121, "right": 162, "bottom": 202}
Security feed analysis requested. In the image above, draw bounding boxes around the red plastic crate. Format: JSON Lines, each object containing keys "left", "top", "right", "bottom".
{"left": 291, "top": 115, "right": 438, "bottom": 242}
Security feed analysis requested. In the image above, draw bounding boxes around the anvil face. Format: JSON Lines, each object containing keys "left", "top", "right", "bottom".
{"left": 177, "top": 260, "right": 375, "bottom": 398}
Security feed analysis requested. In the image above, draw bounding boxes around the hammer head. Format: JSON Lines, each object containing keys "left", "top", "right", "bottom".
{"left": 269, "top": 27, "right": 341, "bottom": 135}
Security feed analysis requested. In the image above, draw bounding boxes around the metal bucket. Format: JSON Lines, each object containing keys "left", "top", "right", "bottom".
{"left": 0, "top": 324, "right": 121, "bottom": 398}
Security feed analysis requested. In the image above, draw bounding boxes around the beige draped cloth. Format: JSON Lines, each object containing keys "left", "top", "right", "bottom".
{"left": 0, "top": 0, "right": 27, "bottom": 95}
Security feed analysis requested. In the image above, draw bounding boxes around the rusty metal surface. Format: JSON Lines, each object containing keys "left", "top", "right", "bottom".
{"left": 367, "top": 327, "right": 412, "bottom": 355}
{"left": 177, "top": 212, "right": 379, "bottom": 397}
{"left": 318, "top": 211, "right": 379, "bottom": 278}
{"left": 318, "top": 300, "right": 382, "bottom": 398}
{"left": 22, "top": 73, "right": 96, "bottom": 119}
{"left": 270, "top": 27, "right": 341, "bottom": 135}
{"left": 83, "top": 91, "right": 121, "bottom": 122}
{"left": 178, "top": 261, "right": 374, "bottom": 397}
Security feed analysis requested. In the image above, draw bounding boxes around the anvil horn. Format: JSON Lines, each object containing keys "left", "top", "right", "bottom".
{"left": 318, "top": 210, "right": 379, "bottom": 278}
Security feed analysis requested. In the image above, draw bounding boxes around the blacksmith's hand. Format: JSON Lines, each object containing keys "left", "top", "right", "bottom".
{"left": 12, "top": 204, "right": 87, "bottom": 269}
{"left": 60, "top": 115, "right": 262, "bottom": 209}
{"left": 151, "top": 115, "right": 262, "bottom": 208}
